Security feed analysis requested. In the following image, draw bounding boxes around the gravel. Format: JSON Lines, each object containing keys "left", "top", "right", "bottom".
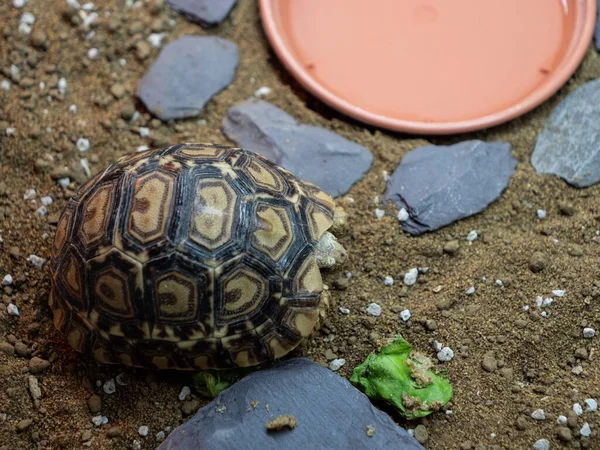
{"left": 580, "top": 423, "right": 591, "bottom": 437}
{"left": 437, "top": 347, "right": 454, "bottom": 362}
{"left": 77, "top": 138, "right": 90, "bottom": 152}
{"left": 7, "top": 304, "right": 20, "bottom": 316}
{"left": 531, "top": 409, "right": 545, "bottom": 420}
{"left": 383, "top": 276, "right": 394, "bottom": 286}
{"left": 583, "top": 328, "right": 596, "bottom": 338}
{"left": 584, "top": 398, "right": 597, "bottom": 412}
{"left": 329, "top": 358, "right": 346, "bottom": 371}
{"left": 465, "top": 286, "right": 475, "bottom": 295}
{"left": 400, "top": 310, "right": 411, "bottom": 322}
{"left": 532, "top": 439, "right": 549, "bottom": 450}
{"left": 2, "top": 274, "right": 13, "bottom": 285}
{"left": 466, "top": 230, "right": 478, "bottom": 241}
{"left": 573, "top": 403, "right": 583, "bottom": 415}
{"left": 138, "top": 425, "right": 149, "bottom": 437}
{"left": 27, "top": 255, "right": 46, "bottom": 268}
{"left": 556, "top": 415, "right": 567, "bottom": 425}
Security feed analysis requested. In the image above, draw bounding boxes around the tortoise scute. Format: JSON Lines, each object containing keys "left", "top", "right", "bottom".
{"left": 50, "top": 144, "right": 337, "bottom": 370}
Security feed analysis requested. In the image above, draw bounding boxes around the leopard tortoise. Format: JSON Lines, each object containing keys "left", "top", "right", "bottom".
{"left": 49, "top": 144, "right": 347, "bottom": 370}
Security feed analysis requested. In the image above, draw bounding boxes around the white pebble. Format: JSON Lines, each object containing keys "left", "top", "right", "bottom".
{"left": 397, "top": 208, "right": 409, "bottom": 221}
{"left": 20, "top": 12, "right": 35, "bottom": 24}
{"left": 403, "top": 268, "right": 418, "bottom": 286}
{"left": 132, "top": 440, "right": 141, "bottom": 450}
{"left": 580, "top": 423, "right": 591, "bottom": 437}
{"left": 374, "top": 208, "right": 385, "bottom": 219}
{"left": 156, "top": 431, "right": 166, "bottom": 442}
{"left": 82, "top": 12, "right": 98, "bottom": 28}
{"left": 532, "top": 439, "right": 549, "bottom": 450}
{"left": 583, "top": 328, "right": 596, "bottom": 338}
{"left": 254, "top": 86, "right": 271, "bottom": 97}
{"left": 584, "top": 398, "right": 598, "bottom": 412}
{"left": 366, "top": 303, "right": 381, "bottom": 317}
{"left": 521, "top": 305, "right": 528, "bottom": 311}
{"left": 58, "top": 77, "right": 68, "bottom": 95}
{"left": 329, "top": 358, "right": 346, "bottom": 371}
{"left": 77, "top": 138, "right": 90, "bottom": 152}
{"left": 557, "top": 415, "right": 567, "bottom": 425}
{"left": 27, "top": 255, "right": 46, "bottom": 268}
{"left": 338, "top": 307, "right": 350, "bottom": 315}
{"left": 137, "top": 145, "right": 149, "bottom": 152}
{"left": 91, "top": 415, "right": 103, "bottom": 426}
{"left": 6, "top": 127, "right": 15, "bottom": 136}
{"left": 103, "top": 378, "right": 116, "bottom": 394}
{"left": 400, "top": 309, "right": 411, "bottom": 322}
{"left": 7, "top": 303, "right": 20, "bottom": 316}
{"left": 437, "top": 347, "right": 454, "bottom": 362}
{"left": 531, "top": 409, "right": 545, "bottom": 420}
{"left": 542, "top": 297, "right": 553, "bottom": 307}
{"left": 573, "top": 403, "right": 583, "bottom": 415}
{"left": 138, "top": 425, "right": 149, "bottom": 437}
{"left": 465, "top": 286, "right": 475, "bottom": 295}
{"left": 433, "top": 341, "right": 443, "bottom": 351}
{"left": 41, "top": 196, "right": 53, "bottom": 206}
{"left": 80, "top": 158, "right": 91, "bottom": 176}
{"left": 139, "top": 127, "right": 150, "bottom": 137}
{"left": 58, "top": 177, "right": 71, "bottom": 188}
{"left": 39, "top": 81, "right": 45, "bottom": 90}
{"left": 537, "top": 209, "right": 547, "bottom": 219}
{"left": 1, "top": 80, "right": 10, "bottom": 91}
{"left": 67, "top": 0, "right": 81, "bottom": 8}
{"left": 13, "top": 0, "right": 28, "bottom": 8}
{"left": 18, "top": 23, "right": 31, "bottom": 35}
{"left": 119, "top": 58, "right": 127, "bottom": 67}
{"left": 383, "top": 276, "right": 394, "bottom": 286}
{"left": 541, "top": 311, "right": 547, "bottom": 318}
{"left": 466, "top": 230, "right": 478, "bottom": 241}
{"left": 552, "top": 289, "right": 565, "bottom": 297}
{"left": 178, "top": 386, "right": 191, "bottom": 401}
{"left": 87, "top": 48, "right": 99, "bottom": 59}
{"left": 2, "top": 274, "right": 13, "bottom": 286}
{"left": 536, "top": 296, "right": 543, "bottom": 308}
{"left": 36, "top": 206, "right": 47, "bottom": 216}
{"left": 495, "top": 279, "right": 503, "bottom": 287}
{"left": 148, "top": 33, "right": 165, "bottom": 48}
{"left": 23, "top": 188, "right": 36, "bottom": 200}
{"left": 82, "top": 2, "right": 94, "bottom": 11}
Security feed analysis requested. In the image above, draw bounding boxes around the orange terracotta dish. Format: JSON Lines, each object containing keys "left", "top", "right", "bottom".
{"left": 260, "top": 0, "right": 596, "bottom": 134}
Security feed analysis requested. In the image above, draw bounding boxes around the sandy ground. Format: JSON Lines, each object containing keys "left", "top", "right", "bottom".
{"left": 1, "top": 1, "right": 600, "bottom": 449}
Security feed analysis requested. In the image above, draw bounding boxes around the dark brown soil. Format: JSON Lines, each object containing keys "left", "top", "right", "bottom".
{"left": 1, "top": 1, "right": 600, "bottom": 449}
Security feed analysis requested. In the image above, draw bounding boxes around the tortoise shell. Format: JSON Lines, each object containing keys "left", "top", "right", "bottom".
{"left": 49, "top": 144, "right": 336, "bottom": 370}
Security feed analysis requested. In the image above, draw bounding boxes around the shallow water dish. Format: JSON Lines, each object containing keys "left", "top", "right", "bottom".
{"left": 260, "top": 0, "right": 596, "bottom": 135}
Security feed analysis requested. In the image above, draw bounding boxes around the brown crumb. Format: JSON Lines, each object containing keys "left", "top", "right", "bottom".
{"left": 366, "top": 425, "right": 375, "bottom": 437}
{"left": 266, "top": 415, "right": 297, "bottom": 431}
{"left": 251, "top": 400, "right": 259, "bottom": 409}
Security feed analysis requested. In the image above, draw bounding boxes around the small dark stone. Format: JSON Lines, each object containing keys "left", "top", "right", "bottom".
{"left": 443, "top": 240, "right": 460, "bottom": 254}
{"left": 137, "top": 36, "right": 238, "bottom": 121}
{"left": 574, "top": 347, "right": 588, "bottom": 359}
{"left": 181, "top": 400, "right": 199, "bottom": 417}
{"left": 28, "top": 357, "right": 50, "bottom": 374}
{"left": 107, "top": 427, "right": 123, "bottom": 438}
{"left": 515, "top": 416, "right": 528, "bottom": 431}
{"left": 14, "top": 341, "right": 30, "bottom": 357}
{"left": 120, "top": 104, "right": 136, "bottom": 121}
{"left": 557, "top": 426, "right": 573, "bottom": 442}
{"left": 384, "top": 140, "right": 516, "bottom": 235}
{"left": 413, "top": 425, "right": 428, "bottom": 444}
{"left": 30, "top": 29, "right": 48, "bottom": 50}
{"left": 558, "top": 201, "right": 575, "bottom": 216}
{"left": 481, "top": 356, "right": 498, "bottom": 373}
{"left": 528, "top": 252, "right": 547, "bottom": 273}
{"left": 158, "top": 358, "right": 423, "bottom": 450}
{"left": 87, "top": 395, "right": 101, "bottom": 414}
{"left": 222, "top": 101, "right": 373, "bottom": 197}
{"left": 110, "top": 83, "right": 126, "bottom": 99}
{"left": 567, "top": 410, "right": 579, "bottom": 429}
{"left": 17, "top": 419, "right": 32, "bottom": 432}
{"left": 166, "top": 0, "right": 239, "bottom": 27}
{"left": 0, "top": 341, "right": 15, "bottom": 356}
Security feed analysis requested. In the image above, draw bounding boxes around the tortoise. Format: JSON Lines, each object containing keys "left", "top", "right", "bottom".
{"left": 49, "top": 143, "right": 347, "bottom": 370}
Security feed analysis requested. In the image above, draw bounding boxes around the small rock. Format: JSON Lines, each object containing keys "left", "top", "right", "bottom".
{"left": 16, "top": 419, "right": 32, "bottom": 432}
{"left": 532, "top": 439, "right": 549, "bottom": 450}
{"left": 81, "top": 429, "right": 92, "bottom": 442}
{"left": 178, "top": 386, "right": 191, "bottom": 401}
{"left": 28, "top": 376, "right": 42, "bottom": 400}
{"left": 77, "top": 138, "right": 90, "bottom": 152}
{"left": 573, "top": 403, "right": 584, "bottom": 415}
{"left": 437, "top": 347, "right": 454, "bottom": 362}
{"left": 443, "top": 240, "right": 460, "bottom": 254}
{"left": 557, "top": 426, "right": 573, "bottom": 442}
{"left": 529, "top": 252, "right": 547, "bottom": 273}
{"left": 580, "top": 423, "right": 591, "bottom": 437}
{"left": 136, "top": 41, "right": 152, "bottom": 60}
{"left": 329, "top": 358, "right": 346, "bottom": 371}
{"left": 30, "top": 29, "right": 48, "bottom": 49}
{"left": 137, "top": 36, "right": 239, "bottom": 121}
{"left": 413, "top": 425, "right": 428, "bottom": 444}
{"left": 403, "top": 268, "right": 419, "bottom": 286}
{"left": 138, "top": 425, "right": 149, "bottom": 437}
{"left": 107, "top": 427, "right": 123, "bottom": 438}
{"left": 583, "top": 328, "right": 596, "bottom": 338}
{"left": 557, "top": 415, "right": 568, "bottom": 425}
{"left": 466, "top": 230, "right": 478, "bottom": 241}
{"left": 103, "top": 379, "right": 116, "bottom": 394}
{"left": 465, "top": 286, "right": 475, "bottom": 295}
{"left": 531, "top": 409, "right": 545, "bottom": 420}
{"left": 1, "top": 274, "right": 12, "bottom": 285}
{"left": 0, "top": 342, "right": 15, "bottom": 356}
{"left": 400, "top": 309, "right": 411, "bottom": 322}
{"left": 222, "top": 101, "right": 373, "bottom": 197}
{"left": 384, "top": 140, "right": 516, "bottom": 235}
{"left": 29, "top": 357, "right": 50, "bottom": 374}
{"left": 584, "top": 398, "right": 597, "bottom": 412}
{"left": 166, "top": 0, "right": 239, "bottom": 27}
{"left": 7, "top": 303, "right": 20, "bottom": 316}
{"left": 110, "top": 83, "right": 126, "bottom": 99}
{"left": 558, "top": 202, "right": 575, "bottom": 216}
{"left": 383, "top": 276, "right": 394, "bottom": 286}
{"left": 87, "top": 394, "right": 101, "bottom": 413}
{"left": 482, "top": 356, "right": 498, "bottom": 373}
{"left": 536, "top": 209, "right": 547, "bottom": 219}
{"left": 366, "top": 303, "right": 382, "bottom": 317}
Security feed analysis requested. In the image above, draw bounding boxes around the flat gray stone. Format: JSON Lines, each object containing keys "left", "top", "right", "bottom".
{"left": 137, "top": 36, "right": 238, "bottom": 121}
{"left": 384, "top": 140, "right": 516, "bottom": 235}
{"left": 167, "top": 0, "right": 238, "bottom": 27}
{"left": 532, "top": 79, "right": 600, "bottom": 188}
{"left": 158, "top": 358, "right": 423, "bottom": 450}
{"left": 222, "top": 101, "right": 373, "bottom": 197}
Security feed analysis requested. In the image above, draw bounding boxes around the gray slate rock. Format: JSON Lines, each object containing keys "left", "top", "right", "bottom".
{"left": 167, "top": 0, "right": 238, "bottom": 27}
{"left": 222, "top": 101, "right": 373, "bottom": 197}
{"left": 384, "top": 140, "right": 516, "bottom": 235}
{"left": 137, "top": 36, "right": 238, "bottom": 121}
{"left": 158, "top": 358, "right": 423, "bottom": 450}
{"left": 532, "top": 79, "right": 600, "bottom": 188}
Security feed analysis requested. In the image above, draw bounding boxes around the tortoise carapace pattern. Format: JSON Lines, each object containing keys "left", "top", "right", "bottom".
{"left": 49, "top": 144, "right": 336, "bottom": 370}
